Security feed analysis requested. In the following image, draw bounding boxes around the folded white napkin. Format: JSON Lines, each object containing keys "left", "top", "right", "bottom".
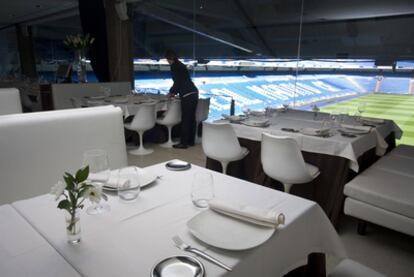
{"left": 89, "top": 172, "right": 130, "bottom": 189}
{"left": 209, "top": 198, "right": 285, "bottom": 228}
{"left": 341, "top": 124, "right": 372, "bottom": 133}
{"left": 105, "top": 177, "right": 130, "bottom": 189}
{"left": 361, "top": 117, "right": 385, "bottom": 124}
{"left": 300, "top": 127, "right": 330, "bottom": 136}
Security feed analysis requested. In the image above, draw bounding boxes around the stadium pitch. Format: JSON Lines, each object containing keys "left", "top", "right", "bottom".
{"left": 320, "top": 93, "right": 414, "bottom": 146}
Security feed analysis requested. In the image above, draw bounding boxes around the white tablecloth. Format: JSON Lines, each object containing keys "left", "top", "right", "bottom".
{"left": 83, "top": 94, "right": 169, "bottom": 117}
{"left": 219, "top": 109, "right": 401, "bottom": 172}
{"left": 12, "top": 161, "right": 346, "bottom": 277}
{"left": 0, "top": 204, "right": 80, "bottom": 277}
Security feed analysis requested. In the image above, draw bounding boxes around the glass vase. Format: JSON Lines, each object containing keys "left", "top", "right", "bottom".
{"left": 65, "top": 209, "right": 81, "bottom": 245}
{"left": 75, "top": 50, "right": 87, "bottom": 83}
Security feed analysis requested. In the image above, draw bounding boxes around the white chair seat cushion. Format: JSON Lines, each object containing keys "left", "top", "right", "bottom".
{"left": 306, "top": 163, "right": 320, "bottom": 179}
{"left": 344, "top": 167, "right": 414, "bottom": 218}
{"left": 220, "top": 146, "right": 249, "bottom": 162}
{"left": 328, "top": 259, "right": 385, "bottom": 277}
{"left": 371, "top": 155, "right": 414, "bottom": 178}
{"left": 388, "top": 144, "right": 414, "bottom": 160}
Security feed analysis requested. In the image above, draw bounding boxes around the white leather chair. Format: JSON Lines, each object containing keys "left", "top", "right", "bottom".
{"left": 195, "top": 98, "right": 210, "bottom": 144}
{"left": 124, "top": 102, "right": 156, "bottom": 155}
{"left": 0, "top": 106, "right": 127, "bottom": 204}
{"left": 202, "top": 122, "right": 249, "bottom": 174}
{"left": 328, "top": 259, "right": 386, "bottom": 277}
{"left": 261, "top": 133, "right": 320, "bottom": 193}
{"left": 0, "top": 88, "right": 22, "bottom": 115}
{"left": 156, "top": 99, "right": 181, "bottom": 148}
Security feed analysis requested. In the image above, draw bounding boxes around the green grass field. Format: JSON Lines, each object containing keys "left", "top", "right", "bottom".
{"left": 320, "top": 93, "right": 414, "bottom": 146}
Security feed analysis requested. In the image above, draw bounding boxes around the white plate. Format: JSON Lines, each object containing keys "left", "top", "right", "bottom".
{"left": 151, "top": 255, "right": 204, "bottom": 277}
{"left": 103, "top": 168, "right": 157, "bottom": 191}
{"left": 340, "top": 127, "right": 370, "bottom": 135}
{"left": 90, "top": 95, "right": 106, "bottom": 100}
{"left": 241, "top": 119, "right": 269, "bottom": 127}
{"left": 187, "top": 209, "right": 275, "bottom": 251}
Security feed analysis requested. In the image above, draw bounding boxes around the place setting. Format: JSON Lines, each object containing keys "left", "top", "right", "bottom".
{"left": 151, "top": 170, "right": 286, "bottom": 277}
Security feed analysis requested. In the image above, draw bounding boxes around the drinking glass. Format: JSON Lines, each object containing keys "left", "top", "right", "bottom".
{"left": 191, "top": 172, "right": 214, "bottom": 208}
{"left": 83, "top": 149, "right": 111, "bottom": 215}
{"left": 117, "top": 167, "right": 140, "bottom": 203}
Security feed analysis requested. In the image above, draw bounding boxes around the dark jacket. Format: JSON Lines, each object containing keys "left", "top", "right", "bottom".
{"left": 169, "top": 60, "right": 198, "bottom": 97}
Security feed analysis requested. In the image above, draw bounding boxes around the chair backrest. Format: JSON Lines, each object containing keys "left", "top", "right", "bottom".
{"left": 130, "top": 102, "right": 157, "bottom": 131}
{"left": 0, "top": 106, "right": 128, "bottom": 204}
{"left": 202, "top": 122, "right": 243, "bottom": 162}
{"left": 261, "top": 133, "right": 311, "bottom": 184}
{"left": 160, "top": 99, "right": 181, "bottom": 125}
{"left": 0, "top": 88, "right": 22, "bottom": 115}
{"left": 196, "top": 98, "right": 210, "bottom": 122}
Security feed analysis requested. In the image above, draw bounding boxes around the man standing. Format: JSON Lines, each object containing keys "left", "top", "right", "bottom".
{"left": 165, "top": 49, "right": 199, "bottom": 149}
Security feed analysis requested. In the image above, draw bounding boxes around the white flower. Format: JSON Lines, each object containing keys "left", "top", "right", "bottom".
{"left": 86, "top": 187, "right": 102, "bottom": 204}
{"left": 50, "top": 181, "right": 66, "bottom": 200}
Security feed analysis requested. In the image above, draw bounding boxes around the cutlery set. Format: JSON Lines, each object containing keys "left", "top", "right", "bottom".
{"left": 172, "top": 235, "right": 232, "bottom": 272}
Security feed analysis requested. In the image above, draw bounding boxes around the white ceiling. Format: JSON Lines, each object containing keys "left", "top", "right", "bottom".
{"left": 0, "top": 0, "right": 77, "bottom": 28}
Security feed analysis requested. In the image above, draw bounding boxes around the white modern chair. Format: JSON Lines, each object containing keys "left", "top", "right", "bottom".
{"left": 124, "top": 102, "right": 156, "bottom": 155}
{"left": 156, "top": 99, "right": 181, "bottom": 148}
{"left": 195, "top": 97, "right": 210, "bottom": 144}
{"left": 261, "top": 133, "right": 320, "bottom": 193}
{"left": 202, "top": 121, "right": 249, "bottom": 174}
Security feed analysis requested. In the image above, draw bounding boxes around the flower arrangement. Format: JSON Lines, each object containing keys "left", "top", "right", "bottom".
{"left": 50, "top": 166, "right": 107, "bottom": 243}
{"left": 63, "top": 33, "right": 95, "bottom": 50}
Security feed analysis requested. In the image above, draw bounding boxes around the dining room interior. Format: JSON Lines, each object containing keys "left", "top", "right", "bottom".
{"left": 1, "top": 0, "right": 414, "bottom": 277}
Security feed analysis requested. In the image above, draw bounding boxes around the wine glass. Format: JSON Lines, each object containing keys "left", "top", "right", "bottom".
{"left": 83, "top": 149, "right": 111, "bottom": 215}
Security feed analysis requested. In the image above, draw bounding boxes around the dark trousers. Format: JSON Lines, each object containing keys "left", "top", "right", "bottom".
{"left": 180, "top": 93, "right": 198, "bottom": 145}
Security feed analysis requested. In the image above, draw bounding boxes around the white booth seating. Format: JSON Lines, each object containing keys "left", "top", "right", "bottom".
{"left": 0, "top": 88, "right": 22, "bottom": 115}
{"left": 0, "top": 106, "right": 128, "bottom": 205}
{"left": 0, "top": 204, "right": 80, "bottom": 277}
{"left": 52, "top": 82, "right": 131, "bottom": 109}
{"left": 344, "top": 144, "right": 414, "bottom": 236}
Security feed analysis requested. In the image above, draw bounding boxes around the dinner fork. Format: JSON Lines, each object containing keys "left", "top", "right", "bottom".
{"left": 172, "top": 235, "right": 232, "bottom": 271}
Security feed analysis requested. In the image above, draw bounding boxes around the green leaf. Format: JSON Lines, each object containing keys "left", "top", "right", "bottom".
{"left": 63, "top": 175, "right": 74, "bottom": 191}
{"left": 76, "top": 166, "right": 89, "bottom": 183}
{"left": 57, "top": 200, "right": 71, "bottom": 210}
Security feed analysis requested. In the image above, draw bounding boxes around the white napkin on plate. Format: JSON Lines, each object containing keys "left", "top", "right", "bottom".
{"left": 300, "top": 127, "right": 330, "bottom": 136}
{"left": 208, "top": 198, "right": 285, "bottom": 228}
{"left": 104, "top": 177, "right": 130, "bottom": 189}
{"left": 89, "top": 172, "right": 130, "bottom": 189}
